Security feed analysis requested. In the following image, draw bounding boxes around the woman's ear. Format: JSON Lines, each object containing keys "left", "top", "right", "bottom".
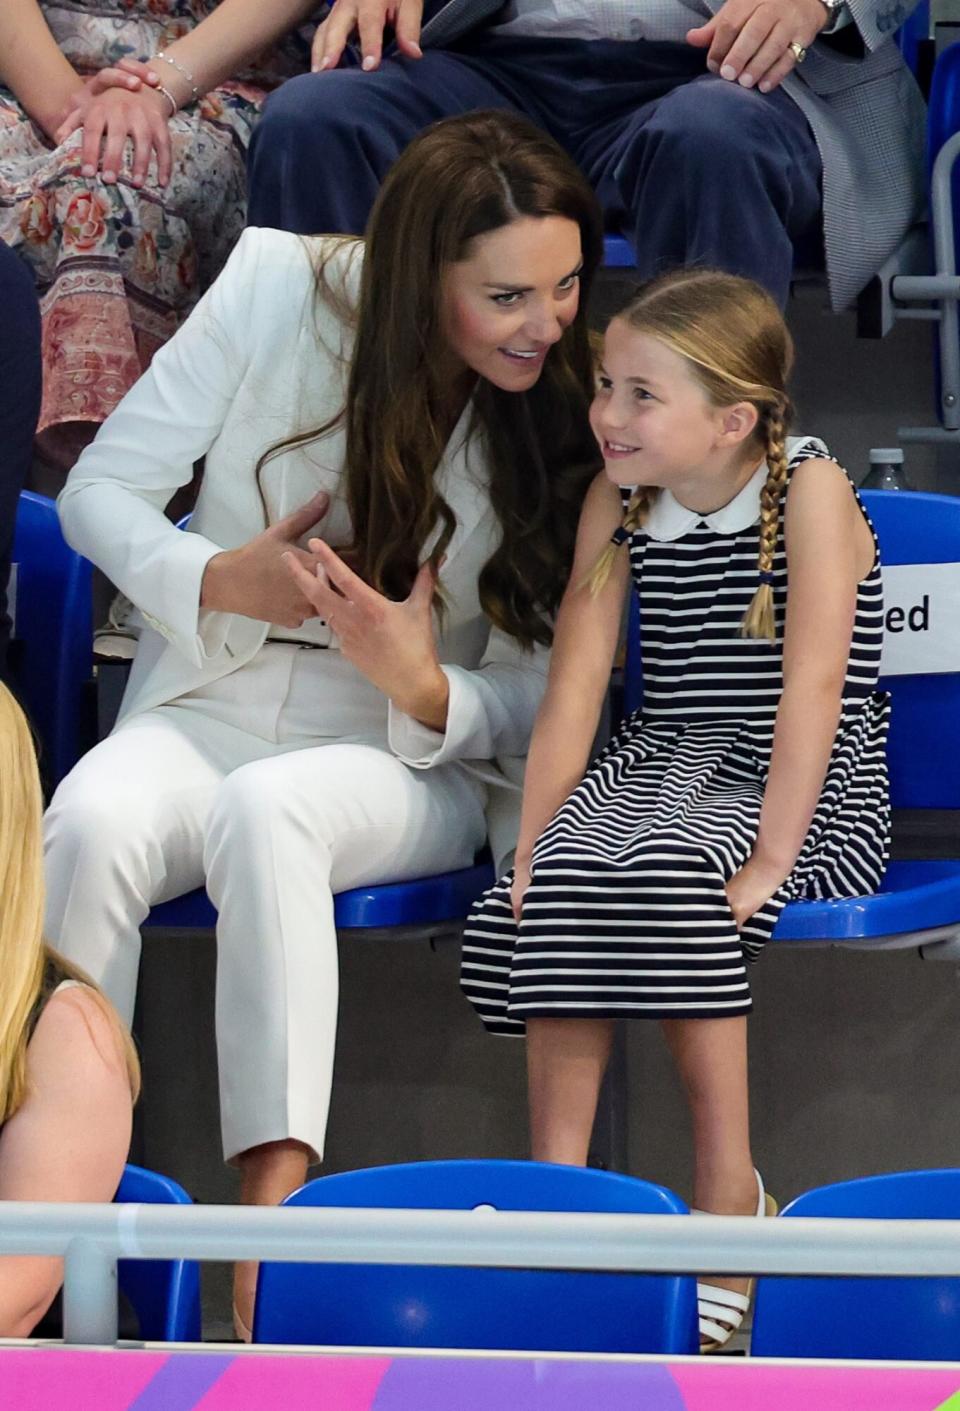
{"left": 716, "top": 400, "right": 760, "bottom": 448}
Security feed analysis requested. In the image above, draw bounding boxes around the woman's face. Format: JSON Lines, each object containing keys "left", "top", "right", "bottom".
{"left": 440, "top": 215, "right": 583, "bottom": 392}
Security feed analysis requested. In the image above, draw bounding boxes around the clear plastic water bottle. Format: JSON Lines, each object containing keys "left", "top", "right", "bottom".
{"left": 862, "top": 447, "right": 911, "bottom": 491}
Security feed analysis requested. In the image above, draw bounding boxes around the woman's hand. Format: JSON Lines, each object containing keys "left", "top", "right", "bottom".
{"left": 725, "top": 857, "right": 789, "bottom": 930}
{"left": 77, "top": 58, "right": 162, "bottom": 100}
{"left": 282, "top": 538, "right": 449, "bottom": 727}
{"left": 511, "top": 857, "right": 532, "bottom": 923}
{"left": 55, "top": 83, "right": 174, "bottom": 187}
{"left": 200, "top": 492, "right": 331, "bottom": 627}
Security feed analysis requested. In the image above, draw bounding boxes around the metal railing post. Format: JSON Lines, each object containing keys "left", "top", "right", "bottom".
{"left": 62, "top": 1237, "right": 119, "bottom": 1345}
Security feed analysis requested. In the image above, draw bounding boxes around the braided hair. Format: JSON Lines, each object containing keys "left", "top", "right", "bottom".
{"left": 586, "top": 269, "right": 795, "bottom": 643}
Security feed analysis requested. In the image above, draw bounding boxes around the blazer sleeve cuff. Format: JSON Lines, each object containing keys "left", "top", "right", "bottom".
{"left": 388, "top": 665, "right": 483, "bottom": 768}
{"left": 139, "top": 532, "right": 234, "bottom": 669}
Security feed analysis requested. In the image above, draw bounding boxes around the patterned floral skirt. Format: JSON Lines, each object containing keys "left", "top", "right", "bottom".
{"left": 0, "top": 0, "right": 309, "bottom": 432}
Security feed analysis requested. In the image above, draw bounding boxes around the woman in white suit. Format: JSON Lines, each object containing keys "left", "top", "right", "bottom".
{"left": 43, "top": 110, "right": 603, "bottom": 1333}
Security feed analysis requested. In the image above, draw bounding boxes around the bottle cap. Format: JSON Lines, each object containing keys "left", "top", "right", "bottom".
{"left": 869, "top": 447, "right": 904, "bottom": 464}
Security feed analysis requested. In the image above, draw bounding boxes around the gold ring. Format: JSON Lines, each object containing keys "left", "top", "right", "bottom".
{"left": 788, "top": 40, "right": 807, "bottom": 62}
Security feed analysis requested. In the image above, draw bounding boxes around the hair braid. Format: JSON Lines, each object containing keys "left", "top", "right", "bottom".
{"left": 740, "top": 401, "right": 789, "bottom": 641}
{"left": 584, "top": 486, "right": 657, "bottom": 596}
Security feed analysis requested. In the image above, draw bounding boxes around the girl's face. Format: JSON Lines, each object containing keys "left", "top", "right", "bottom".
{"left": 440, "top": 215, "right": 583, "bottom": 392}
{"left": 590, "top": 319, "right": 755, "bottom": 498}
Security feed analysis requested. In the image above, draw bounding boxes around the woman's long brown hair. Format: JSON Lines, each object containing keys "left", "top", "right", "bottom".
{"left": 257, "top": 110, "right": 604, "bottom": 648}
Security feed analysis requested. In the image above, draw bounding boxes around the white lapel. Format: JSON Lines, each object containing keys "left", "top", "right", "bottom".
{"left": 427, "top": 400, "right": 495, "bottom": 579}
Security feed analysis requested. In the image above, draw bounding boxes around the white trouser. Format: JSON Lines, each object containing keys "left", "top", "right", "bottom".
{"left": 43, "top": 646, "right": 487, "bottom": 1163}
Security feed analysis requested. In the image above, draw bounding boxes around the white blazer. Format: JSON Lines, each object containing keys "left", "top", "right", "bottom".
{"left": 58, "top": 228, "right": 551, "bottom": 871}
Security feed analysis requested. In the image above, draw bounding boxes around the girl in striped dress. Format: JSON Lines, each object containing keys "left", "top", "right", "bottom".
{"left": 461, "top": 268, "right": 889, "bottom": 1351}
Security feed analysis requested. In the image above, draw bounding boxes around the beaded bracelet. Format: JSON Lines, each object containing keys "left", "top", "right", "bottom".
{"left": 155, "top": 49, "right": 201, "bottom": 104}
{"left": 155, "top": 81, "right": 178, "bottom": 117}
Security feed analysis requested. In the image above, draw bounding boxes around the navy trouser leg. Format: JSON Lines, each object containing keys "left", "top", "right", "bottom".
{"left": 579, "top": 73, "right": 823, "bottom": 306}
{"left": 247, "top": 53, "right": 529, "bottom": 234}
{"left": 247, "top": 36, "right": 823, "bottom": 303}
{"left": 0, "top": 242, "right": 41, "bottom": 678}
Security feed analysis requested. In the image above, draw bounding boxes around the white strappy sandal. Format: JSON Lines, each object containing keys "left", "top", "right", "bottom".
{"left": 692, "top": 1168, "right": 778, "bottom": 1354}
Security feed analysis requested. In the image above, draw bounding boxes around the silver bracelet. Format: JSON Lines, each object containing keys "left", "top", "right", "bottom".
{"left": 155, "top": 49, "right": 201, "bottom": 104}
{"left": 155, "top": 81, "right": 178, "bottom": 117}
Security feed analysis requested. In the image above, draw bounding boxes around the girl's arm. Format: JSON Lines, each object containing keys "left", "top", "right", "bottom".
{"left": 0, "top": 0, "right": 85, "bottom": 137}
{"left": 728, "top": 458, "right": 873, "bottom": 922}
{"left": 513, "top": 473, "right": 630, "bottom": 883}
{"left": 0, "top": 989, "right": 132, "bottom": 1337}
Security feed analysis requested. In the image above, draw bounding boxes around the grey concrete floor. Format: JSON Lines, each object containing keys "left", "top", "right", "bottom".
{"left": 130, "top": 274, "right": 960, "bottom": 1342}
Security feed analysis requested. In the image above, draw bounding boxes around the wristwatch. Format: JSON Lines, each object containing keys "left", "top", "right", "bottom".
{"left": 818, "top": 0, "right": 847, "bottom": 26}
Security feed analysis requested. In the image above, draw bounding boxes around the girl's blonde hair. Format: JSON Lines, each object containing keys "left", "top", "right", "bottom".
{"left": 588, "top": 268, "right": 794, "bottom": 641}
{"left": 0, "top": 685, "right": 139, "bottom": 1125}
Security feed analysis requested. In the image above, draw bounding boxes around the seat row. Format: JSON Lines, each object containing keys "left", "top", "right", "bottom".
{"left": 87, "top": 1157, "right": 960, "bottom": 1359}
{"left": 13, "top": 487, "right": 960, "bottom": 961}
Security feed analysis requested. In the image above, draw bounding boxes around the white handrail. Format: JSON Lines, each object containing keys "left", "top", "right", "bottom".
{"left": 3, "top": 1202, "right": 960, "bottom": 1345}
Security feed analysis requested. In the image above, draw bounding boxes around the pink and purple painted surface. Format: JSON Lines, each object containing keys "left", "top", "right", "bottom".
{"left": 3, "top": 1349, "right": 960, "bottom": 1410}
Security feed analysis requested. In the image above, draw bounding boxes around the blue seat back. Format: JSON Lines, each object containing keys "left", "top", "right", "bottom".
{"left": 115, "top": 1164, "right": 202, "bottom": 1341}
{"left": 11, "top": 492, "right": 91, "bottom": 784}
{"left": 898, "top": 0, "right": 929, "bottom": 80}
{"left": 865, "top": 490, "right": 960, "bottom": 808}
{"left": 624, "top": 490, "right": 960, "bottom": 809}
{"left": 254, "top": 1159, "right": 698, "bottom": 1353}
{"left": 752, "top": 1169, "right": 960, "bottom": 1359}
{"left": 929, "top": 25, "right": 960, "bottom": 180}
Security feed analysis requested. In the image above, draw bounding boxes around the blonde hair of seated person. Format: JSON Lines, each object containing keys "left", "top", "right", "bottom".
{"left": 0, "top": 684, "right": 139, "bottom": 1125}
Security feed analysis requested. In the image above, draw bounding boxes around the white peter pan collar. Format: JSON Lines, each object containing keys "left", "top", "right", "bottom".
{"left": 641, "top": 459, "right": 768, "bottom": 543}
{"left": 637, "top": 435, "right": 825, "bottom": 543}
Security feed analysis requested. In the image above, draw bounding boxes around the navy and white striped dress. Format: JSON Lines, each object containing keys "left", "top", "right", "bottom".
{"left": 461, "top": 438, "right": 891, "bottom": 1034}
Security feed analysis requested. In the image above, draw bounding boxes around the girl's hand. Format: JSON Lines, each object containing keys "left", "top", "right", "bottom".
{"left": 511, "top": 858, "right": 532, "bottom": 923}
{"left": 725, "top": 858, "right": 788, "bottom": 930}
{"left": 282, "top": 538, "right": 448, "bottom": 726}
{"left": 55, "top": 84, "right": 173, "bottom": 187}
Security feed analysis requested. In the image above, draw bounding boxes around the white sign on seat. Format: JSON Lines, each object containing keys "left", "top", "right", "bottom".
{"left": 880, "top": 563, "right": 960, "bottom": 675}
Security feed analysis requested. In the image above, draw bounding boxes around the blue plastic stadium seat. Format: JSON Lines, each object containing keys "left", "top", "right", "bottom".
{"left": 603, "top": 233, "right": 637, "bottom": 268}
{"left": 253, "top": 1158, "right": 698, "bottom": 1353}
{"left": 114, "top": 1163, "right": 202, "bottom": 1341}
{"left": 624, "top": 489, "right": 960, "bottom": 953}
{"left": 752, "top": 1169, "right": 960, "bottom": 1360}
{"left": 11, "top": 492, "right": 91, "bottom": 784}
{"left": 147, "top": 855, "right": 496, "bottom": 931}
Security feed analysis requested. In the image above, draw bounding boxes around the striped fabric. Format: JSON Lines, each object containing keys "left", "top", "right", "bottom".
{"left": 461, "top": 440, "right": 891, "bottom": 1034}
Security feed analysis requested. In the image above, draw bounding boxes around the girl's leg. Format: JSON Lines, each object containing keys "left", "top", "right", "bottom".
{"left": 203, "top": 742, "right": 486, "bottom": 1333}
{"left": 661, "top": 1015, "right": 758, "bottom": 1309}
{"left": 527, "top": 1018, "right": 616, "bottom": 1165}
{"left": 660, "top": 1016, "right": 755, "bottom": 1213}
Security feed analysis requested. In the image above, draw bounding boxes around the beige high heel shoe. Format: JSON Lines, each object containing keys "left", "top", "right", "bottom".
{"left": 692, "top": 1168, "right": 778, "bottom": 1354}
